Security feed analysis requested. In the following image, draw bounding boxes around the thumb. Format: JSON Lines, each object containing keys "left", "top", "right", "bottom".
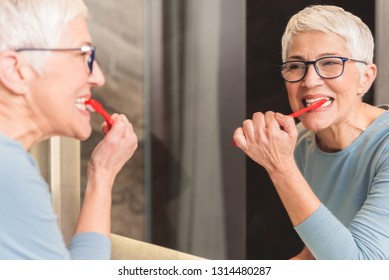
{"left": 101, "top": 113, "right": 120, "bottom": 135}
{"left": 233, "top": 127, "right": 247, "bottom": 149}
{"left": 275, "top": 113, "right": 298, "bottom": 137}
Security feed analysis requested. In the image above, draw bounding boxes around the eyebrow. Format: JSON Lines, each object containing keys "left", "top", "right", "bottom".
{"left": 287, "top": 53, "right": 342, "bottom": 60}
{"left": 78, "top": 41, "right": 93, "bottom": 47}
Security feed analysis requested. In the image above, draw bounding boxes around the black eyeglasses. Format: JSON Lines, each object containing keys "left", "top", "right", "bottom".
{"left": 15, "top": 46, "right": 96, "bottom": 74}
{"left": 279, "top": 56, "right": 367, "bottom": 83}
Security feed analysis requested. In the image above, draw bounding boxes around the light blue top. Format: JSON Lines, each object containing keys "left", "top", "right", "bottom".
{"left": 0, "top": 133, "right": 110, "bottom": 259}
{"left": 294, "top": 110, "right": 389, "bottom": 259}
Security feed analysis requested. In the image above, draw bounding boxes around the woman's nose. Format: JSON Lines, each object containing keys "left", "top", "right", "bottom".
{"left": 89, "top": 62, "right": 105, "bottom": 87}
{"left": 301, "top": 64, "right": 323, "bottom": 87}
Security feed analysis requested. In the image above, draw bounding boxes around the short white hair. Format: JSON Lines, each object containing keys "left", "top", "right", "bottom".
{"left": 0, "top": 0, "right": 88, "bottom": 72}
{"left": 281, "top": 5, "right": 374, "bottom": 64}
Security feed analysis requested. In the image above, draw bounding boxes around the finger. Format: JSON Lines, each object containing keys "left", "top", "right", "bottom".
{"left": 252, "top": 112, "right": 267, "bottom": 139}
{"left": 118, "top": 113, "right": 131, "bottom": 127}
{"left": 102, "top": 123, "right": 110, "bottom": 135}
{"left": 101, "top": 113, "right": 120, "bottom": 135}
{"left": 119, "top": 114, "right": 135, "bottom": 139}
{"left": 264, "top": 111, "right": 281, "bottom": 132}
{"left": 242, "top": 119, "right": 255, "bottom": 142}
{"left": 103, "top": 115, "right": 127, "bottom": 142}
{"left": 233, "top": 127, "right": 246, "bottom": 148}
{"left": 115, "top": 115, "right": 138, "bottom": 151}
{"left": 274, "top": 113, "right": 298, "bottom": 138}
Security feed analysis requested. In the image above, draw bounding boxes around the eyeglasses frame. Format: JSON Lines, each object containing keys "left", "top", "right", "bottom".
{"left": 279, "top": 56, "right": 367, "bottom": 83}
{"left": 15, "top": 45, "right": 96, "bottom": 74}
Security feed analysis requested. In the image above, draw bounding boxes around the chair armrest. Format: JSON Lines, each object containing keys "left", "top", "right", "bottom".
{"left": 111, "top": 234, "right": 205, "bottom": 260}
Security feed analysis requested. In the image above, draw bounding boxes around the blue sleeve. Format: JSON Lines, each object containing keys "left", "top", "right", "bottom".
{"left": 293, "top": 121, "right": 389, "bottom": 259}
{"left": 68, "top": 232, "right": 111, "bottom": 260}
{"left": 295, "top": 157, "right": 389, "bottom": 259}
{"left": 0, "top": 141, "right": 110, "bottom": 260}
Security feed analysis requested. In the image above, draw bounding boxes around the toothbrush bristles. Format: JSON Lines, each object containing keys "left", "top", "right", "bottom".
{"left": 84, "top": 98, "right": 114, "bottom": 127}
{"left": 85, "top": 104, "right": 95, "bottom": 112}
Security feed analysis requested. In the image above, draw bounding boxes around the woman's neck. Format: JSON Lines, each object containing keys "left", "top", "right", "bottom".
{"left": 0, "top": 99, "right": 43, "bottom": 150}
{"left": 315, "top": 104, "right": 385, "bottom": 152}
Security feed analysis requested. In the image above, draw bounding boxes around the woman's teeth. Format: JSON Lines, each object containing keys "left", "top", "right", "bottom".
{"left": 75, "top": 97, "right": 88, "bottom": 111}
{"left": 304, "top": 97, "right": 333, "bottom": 108}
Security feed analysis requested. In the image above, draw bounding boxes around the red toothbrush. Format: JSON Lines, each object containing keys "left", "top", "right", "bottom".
{"left": 232, "top": 99, "right": 327, "bottom": 146}
{"left": 288, "top": 99, "right": 327, "bottom": 118}
{"left": 85, "top": 99, "right": 114, "bottom": 128}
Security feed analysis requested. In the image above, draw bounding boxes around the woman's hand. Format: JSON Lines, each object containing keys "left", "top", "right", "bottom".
{"left": 233, "top": 111, "right": 298, "bottom": 173}
{"left": 233, "top": 111, "right": 321, "bottom": 226}
{"left": 88, "top": 113, "right": 138, "bottom": 188}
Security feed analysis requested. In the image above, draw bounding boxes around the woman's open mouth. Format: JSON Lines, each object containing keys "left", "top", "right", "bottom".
{"left": 75, "top": 97, "right": 88, "bottom": 111}
{"left": 303, "top": 97, "right": 334, "bottom": 108}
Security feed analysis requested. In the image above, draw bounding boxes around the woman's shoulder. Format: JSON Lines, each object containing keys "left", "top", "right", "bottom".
{"left": 377, "top": 104, "right": 389, "bottom": 110}
{"left": 366, "top": 108, "right": 389, "bottom": 134}
{"left": 0, "top": 134, "right": 36, "bottom": 168}
{"left": 0, "top": 134, "right": 43, "bottom": 191}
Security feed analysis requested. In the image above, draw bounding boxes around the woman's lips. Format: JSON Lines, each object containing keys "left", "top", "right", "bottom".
{"left": 302, "top": 97, "right": 334, "bottom": 108}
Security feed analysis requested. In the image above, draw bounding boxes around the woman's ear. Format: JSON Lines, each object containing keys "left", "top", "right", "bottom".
{"left": 358, "top": 63, "right": 377, "bottom": 95}
{"left": 0, "top": 50, "right": 30, "bottom": 95}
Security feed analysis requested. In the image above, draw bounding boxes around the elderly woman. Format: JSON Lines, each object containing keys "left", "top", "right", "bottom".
{"left": 234, "top": 5, "right": 389, "bottom": 259}
{"left": 0, "top": 0, "right": 137, "bottom": 259}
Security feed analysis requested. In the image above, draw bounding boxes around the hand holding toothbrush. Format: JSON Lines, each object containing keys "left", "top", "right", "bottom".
{"left": 234, "top": 110, "right": 298, "bottom": 173}
{"left": 232, "top": 99, "right": 326, "bottom": 173}
{"left": 84, "top": 98, "right": 138, "bottom": 175}
{"left": 232, "top": 99, "right": 326, "bottom": 146}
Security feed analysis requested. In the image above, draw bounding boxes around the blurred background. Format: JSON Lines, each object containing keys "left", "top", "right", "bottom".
{"left": 78, "top": 0, "right": 383, "bottom": 259}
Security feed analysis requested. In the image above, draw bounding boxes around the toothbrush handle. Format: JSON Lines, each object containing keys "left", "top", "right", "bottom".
{"left": 99, "top": 109, "right": 114, "bottom": 127}
{"left": 289, "top": 99, "right": 327, "bottom": 118}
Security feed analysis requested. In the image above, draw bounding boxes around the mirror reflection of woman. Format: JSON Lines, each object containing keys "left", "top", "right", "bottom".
{"left": 234, "top": 5, "right": 389, "bottom": 259}
{"left": 0, "top": 0, "right": 137, "bottom": 259}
